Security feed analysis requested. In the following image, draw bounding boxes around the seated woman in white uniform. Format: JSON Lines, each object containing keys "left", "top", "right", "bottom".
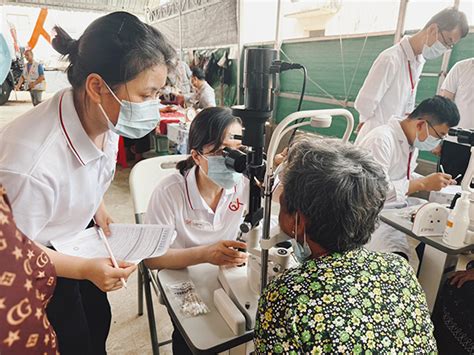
{"left": 145, "top": 107, "right": 247, "bottom": 353}
{"left": 145, "top": 107, "right": 247, "bottom": 268}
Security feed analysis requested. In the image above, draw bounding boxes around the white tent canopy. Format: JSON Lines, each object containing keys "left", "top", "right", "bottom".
{"left": 0, "top": 0, "right": 159, "bottom": 14}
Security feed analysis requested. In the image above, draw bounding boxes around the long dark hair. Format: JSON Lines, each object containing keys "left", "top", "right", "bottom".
{"left": 52, "top": 11, "right": 177, "bottom": 89}
{"left": 177, "top": 107, "right": 240, "bottom": 175}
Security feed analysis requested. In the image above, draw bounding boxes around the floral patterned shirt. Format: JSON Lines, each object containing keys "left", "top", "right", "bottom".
{"left": 254, "top": 248, "right": 437, "bottom": 354}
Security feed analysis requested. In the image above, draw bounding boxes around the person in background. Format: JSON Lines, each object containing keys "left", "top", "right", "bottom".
{"left": 15, "top": 49, "right": 45, "bottom": 106}
{"left": 172, "top": 59, "right": 192, "bottom": 94}
{"left": 254, "top": 138, "right": 437, "bottom": 353}
{"left": 184, "top": 67, "right": 216, "bottom": 109}
{"left": 357, "top": 96, "right": 459, "bottom": 259}
{"left": 354, "top": 7, "right": 468, "bottom": 143}
{"left": 440, "top": 57, "right": 473, "bottom": 129}
{"left": 0, "top": 12, "right": 175, "bottom": 354}
{"left": 145, "top": 107, "right": 247, "bottom": 354}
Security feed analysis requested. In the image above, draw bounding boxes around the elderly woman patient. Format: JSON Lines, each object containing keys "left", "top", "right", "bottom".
{"left": 254, "top": 138, "right": 436, "bottom": 353}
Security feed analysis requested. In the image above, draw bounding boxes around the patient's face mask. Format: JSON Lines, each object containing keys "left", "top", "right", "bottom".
{"left": 98, "top": 80, "right": 161, "bottom": 139}
{"left": 413, "top": 122, "right": 441, "bottom": 151}
{"left": 289, "top": 213, "right": 312, "bottom": 264}
{"left": 200, "top": 154, "right": 242, "bottom": 190}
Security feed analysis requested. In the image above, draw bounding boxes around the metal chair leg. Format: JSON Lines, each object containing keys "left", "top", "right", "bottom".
{"left": 138, "top": 263, "right": 144, "bottom": 316}
{"left": 142, "top": 263, "right": 160, "bottom": 355}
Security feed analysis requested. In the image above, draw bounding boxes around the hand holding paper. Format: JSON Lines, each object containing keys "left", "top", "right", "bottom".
{"left": 51, "top": 223, "right": 175, "bottom": 264}
{"left": 96, "top": 225, "right": 128, "bottom": 289}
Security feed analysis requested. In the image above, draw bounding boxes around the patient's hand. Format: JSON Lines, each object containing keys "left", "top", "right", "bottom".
{"left": 450, "top": 269, "right": 474, "bottom": 288}
{"left": 206, "top": 240, "right": 247, "bottom": 267}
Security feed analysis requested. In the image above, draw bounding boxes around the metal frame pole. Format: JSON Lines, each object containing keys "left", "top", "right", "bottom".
{"left": 394, "top": 0, "right": 409, "bottom": 44}
{"left": 270, "top": 0, "right": 283, "bottom": 127}
{"left": 178, "top": 0, "right": 183, "bottom": 60}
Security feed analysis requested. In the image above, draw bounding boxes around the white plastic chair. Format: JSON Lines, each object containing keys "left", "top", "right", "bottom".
{"left": 129, "top": 154, "right": 188, "bottom": 355}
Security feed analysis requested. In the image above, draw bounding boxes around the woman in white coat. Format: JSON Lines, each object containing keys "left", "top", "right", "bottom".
{"left": 0, "top": 12, "right": 176, "bottom": 354}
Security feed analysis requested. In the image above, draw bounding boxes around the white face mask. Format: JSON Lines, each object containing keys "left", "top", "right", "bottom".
{"left": 413, "top": 122, "right": 442, "bottom": 151}
{"left": 98, "top": 81, "right": 161, "bottom": 139}
{"left": 422, "top": 30, "right": 448, "bottom": 60}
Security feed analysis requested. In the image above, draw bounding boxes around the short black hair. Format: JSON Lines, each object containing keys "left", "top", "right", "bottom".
{"left": 408, "top": 95, "right": 460, "bottom": 127}
{"left": 176, "top": 107, "right": 241, "bottom": 175}
{"left": 424, "top": 7, "right": 469, "bottom": 38}
{"left": 52, "top": 11, "right": 177, "bottom": 89}
{"left": 191, "top": 67, "right": 206, "bottom": 80}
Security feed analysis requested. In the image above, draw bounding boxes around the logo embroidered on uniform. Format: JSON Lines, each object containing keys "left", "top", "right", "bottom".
{"left": 229, "top": 198, "right": 243, "bottom": 212}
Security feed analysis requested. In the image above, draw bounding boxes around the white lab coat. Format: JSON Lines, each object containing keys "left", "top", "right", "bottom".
{"left": 355, "top": 37, "right": 425, "bottom": 143}
{"left": 357, "top": 117, "right": 420, "bottom": 257}
{"left": 441, "top": 58, "right": 474, "bottom": 129}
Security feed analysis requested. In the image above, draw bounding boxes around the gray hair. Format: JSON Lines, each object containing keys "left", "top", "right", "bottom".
{"left": 281, "top": 137, "right": 388, "bottom": 252}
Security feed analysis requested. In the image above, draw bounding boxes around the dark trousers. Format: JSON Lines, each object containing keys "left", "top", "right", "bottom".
{"left": 46, "top": 277, "right": 111, "bottom": 355}
{"left": 123, "top": 134, "right": 151, "bottom": 154}
{"left": 171, "top": 319, "right": 193, "bottom": 354}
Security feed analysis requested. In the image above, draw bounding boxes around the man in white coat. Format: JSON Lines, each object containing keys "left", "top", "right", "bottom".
{"left": 354, "top": 7, "right": 468, "bottom": 143}
{"left": 357, "top": 96, "right": 460, "bottom": 259}
{"left": 440, "top": 57, "right": 473, "bottom": 129}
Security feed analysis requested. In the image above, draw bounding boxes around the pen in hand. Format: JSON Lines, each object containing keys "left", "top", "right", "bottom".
{"left": 95, "top": 223, "right": 128, "bottom": 289}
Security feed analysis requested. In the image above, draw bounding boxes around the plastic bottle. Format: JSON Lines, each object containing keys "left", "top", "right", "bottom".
{"left": 443, "top": 191, "right": 471, "bottom": 247}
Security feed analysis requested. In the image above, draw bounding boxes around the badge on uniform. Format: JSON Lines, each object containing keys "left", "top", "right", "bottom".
{"left": 228, "top": 198, "right": 243, "bottom": 212}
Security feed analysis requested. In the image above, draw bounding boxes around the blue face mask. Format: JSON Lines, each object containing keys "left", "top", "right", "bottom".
{"left": 98, "top": 81, "right": 160, "bottom": 139}
{"left": 289, "top": 213, "right": 312, "bottom": 264}
{"left": 413, "top": 122, "right": 441, "bottom": 151}
{"left": 203, "top": 155, "right": 242, "bottom": 189}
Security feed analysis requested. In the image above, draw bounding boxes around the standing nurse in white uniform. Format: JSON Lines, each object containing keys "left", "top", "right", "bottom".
{"left": 0, "top": 12, "right": 176, "bottom": 354}
{"left": 354, "top": 7, "right": 468, "bottom": 143}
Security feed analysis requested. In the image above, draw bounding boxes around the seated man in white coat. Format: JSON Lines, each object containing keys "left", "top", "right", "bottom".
{"left": 357, "top": 95, "right": 459, "bottom": 259}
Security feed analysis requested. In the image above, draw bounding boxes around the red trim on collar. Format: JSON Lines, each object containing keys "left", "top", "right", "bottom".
{"left": 58, "top": 93, "right": 85, "bottom": 166}
{"left": 184, "top": 170, "right": 194, "bottom": 210}
{"left": 407, "top": 61, "right": 415, "bottom": 91}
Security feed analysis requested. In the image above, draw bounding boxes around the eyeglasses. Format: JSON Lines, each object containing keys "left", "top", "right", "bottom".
{"left": 426, "top": 121, "right": 446, "bottom": 140}
{"left": 439, "top": 31, "right": 454, "bottom": 50}
{"left": 201, "top": 148, "right": 225, "bottom": 157}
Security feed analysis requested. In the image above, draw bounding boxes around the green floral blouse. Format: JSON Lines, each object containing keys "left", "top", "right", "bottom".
{"left": 254, "top": 248, "right": 437, "bottom": 354}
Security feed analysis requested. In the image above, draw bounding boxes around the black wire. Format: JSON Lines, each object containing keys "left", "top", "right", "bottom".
{"left": 288, "top": 65, "right": 307, "bottom": 146}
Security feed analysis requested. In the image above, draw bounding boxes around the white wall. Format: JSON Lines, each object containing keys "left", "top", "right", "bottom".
{"left": 240, "top": 0, "right": 473, "bottom": 45}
